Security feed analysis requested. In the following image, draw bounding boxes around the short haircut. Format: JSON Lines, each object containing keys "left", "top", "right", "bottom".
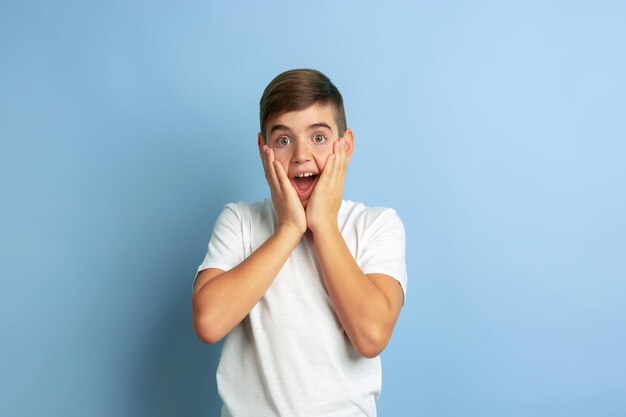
{"left": 259, "top": 69, "right": 347, "bottom": 143}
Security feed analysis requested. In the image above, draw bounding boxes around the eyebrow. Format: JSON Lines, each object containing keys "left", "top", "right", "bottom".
{"left": 269, "top": 122, "right": 333, "bottom": 134}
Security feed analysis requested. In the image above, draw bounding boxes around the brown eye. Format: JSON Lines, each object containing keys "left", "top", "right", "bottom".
{"left": 313, "top": 134, "right": 326, "bottom": 143}
{"left": 277, "top": 137, "right": 292, "bottom": 146}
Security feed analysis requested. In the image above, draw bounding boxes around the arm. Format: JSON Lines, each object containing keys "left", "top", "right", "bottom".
{"left": 192, "top": 225, "right": 302, "bottom": 344}
{"left": 310, "top": 225, "right": 404, "bottom": 358}
{"left": 306, "top": 137, "right": 405, "bottom": 357}
{"left": 192, "top": 142, "right": 306, "bottom": 344}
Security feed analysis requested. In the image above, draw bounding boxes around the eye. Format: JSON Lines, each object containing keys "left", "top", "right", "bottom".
{"left": 276, "top": 136, "right": 292, "bottom": 146}
{"left": 313, "top": 134, "right": 326, "bottom": 143}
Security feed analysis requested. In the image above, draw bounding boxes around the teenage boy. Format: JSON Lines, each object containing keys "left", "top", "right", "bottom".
{"left": 192, "top": 69, "right": 407, "bottom": 417}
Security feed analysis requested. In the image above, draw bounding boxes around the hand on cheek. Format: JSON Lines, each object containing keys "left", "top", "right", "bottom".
{"left": 260, "top": 145, "right": 307, "bottom": 236}
{"left": 306, "top": 138, "right": 349, "bottom": 234}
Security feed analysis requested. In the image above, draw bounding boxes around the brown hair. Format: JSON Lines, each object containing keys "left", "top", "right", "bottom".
{"left": 259, "top": 69, "right": 346, "bottom": 143}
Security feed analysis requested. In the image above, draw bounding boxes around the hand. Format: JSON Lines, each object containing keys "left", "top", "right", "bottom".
{"left": 306, "top": 137, "right": 349, "bottom": 234}
{"left": 260, "top": 144, "right": 307, "bottom": 236}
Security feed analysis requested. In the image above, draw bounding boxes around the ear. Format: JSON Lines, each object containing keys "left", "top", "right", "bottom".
{"left": 257, "top": 132, "right": 264, "bottom": 155}
{"left": 342, "top": 128, "right": 355, "bottom": 163}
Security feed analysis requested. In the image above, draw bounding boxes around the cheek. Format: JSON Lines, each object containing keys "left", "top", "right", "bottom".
{"left": 316, "top": 157, "right": 327, "bottom": 172}
{"left": 272, "top": 148, "right": 291, "bottom": 170}
{"left": 313, "top": 148, "right": 334, "bottom": 171}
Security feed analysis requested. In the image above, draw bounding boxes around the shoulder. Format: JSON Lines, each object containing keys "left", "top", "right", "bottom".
{"left": 340, "top": 200, "right": 405, "bottom": 234}
{"left": 220, "top": 199, "right": 275, "bottom": 229}
{"left": 223, "top": 198, "right": 272, "bottom": 216}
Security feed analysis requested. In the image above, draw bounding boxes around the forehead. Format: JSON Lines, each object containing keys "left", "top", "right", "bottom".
{"left": 268, "top": 102, "right": 338, "bottom": 135}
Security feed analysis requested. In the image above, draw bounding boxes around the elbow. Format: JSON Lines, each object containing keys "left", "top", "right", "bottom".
{"left": 193, "top": 318, "right": 225, "bottom": 345}
{"left": 354, "top": 340, "right": 387, "bottom": 359}
{"left": 192, "top": 298, "right": 226, "bottom": 345}
{"left": 352, "top": 326, "right": 391, "bottom": 359}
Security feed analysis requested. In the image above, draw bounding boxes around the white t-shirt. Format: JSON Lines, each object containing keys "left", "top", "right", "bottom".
{"left": 194, "top": 199, "right": 407, "bottom": 417}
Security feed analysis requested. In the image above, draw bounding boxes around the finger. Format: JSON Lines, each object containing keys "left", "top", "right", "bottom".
{"left": 321, "top": 152, "right": 336, "bottom": 183}
{"left": 261, "top": 146, "right": 273, "bottom": 183}
{"left": 260, "top": 145, "right": 271, "bottom": 177}
{"left": 330, "top": 139, "right": 342, "bottom": 179}
{"left": 273, "top": 159, "right": 294, "bottom": 192}
{"left": 338, "top": 138, "right": 348, "bottom": 179}
{"left": 264, "top": 147, "right": 280, "bottom": 189}
{"left": 260, "top": 145, "right": 270, "bottom": 173}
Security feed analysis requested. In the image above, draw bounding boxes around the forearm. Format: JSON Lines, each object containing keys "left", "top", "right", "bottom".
{"left": 193, "top": 225, "right": 302, "bottom": 343}
{"left": 311, "top": 224, "right": 394, "bottom": 357}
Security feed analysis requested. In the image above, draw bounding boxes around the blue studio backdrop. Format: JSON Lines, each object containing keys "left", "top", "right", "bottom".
{"left": 1, "top": 1, "right": 625, "bottom": 416}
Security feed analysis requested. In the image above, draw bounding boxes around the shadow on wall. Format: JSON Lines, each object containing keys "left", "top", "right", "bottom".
{"left": 126, "top": 132, "right": 241, "bottom": 417}
{"left": 133, "top": 288, "right": 224, "bottom": 416}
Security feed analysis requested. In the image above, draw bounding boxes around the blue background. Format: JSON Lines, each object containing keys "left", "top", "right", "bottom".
{"left": 1, "top": 1, "right": 625, "bottom": 416}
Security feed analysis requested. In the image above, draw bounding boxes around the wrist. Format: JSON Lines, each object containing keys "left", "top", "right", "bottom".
{"left": 308, "top": 220, "right": 340, "bottom": 236}
{"left": 276, "top": 223, "right": 305, "bottom": 241}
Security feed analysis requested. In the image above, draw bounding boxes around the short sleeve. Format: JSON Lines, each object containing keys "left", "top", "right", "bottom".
{"left": 358, "top": 209, "right": 408, "bottom": 305}
{"left": 192, "top": 204, "right": 246, "bottom": 292}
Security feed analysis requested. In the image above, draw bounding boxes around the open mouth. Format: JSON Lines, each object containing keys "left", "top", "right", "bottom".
{"left": 292, "top": 173, "right": 319, "bottom": 198}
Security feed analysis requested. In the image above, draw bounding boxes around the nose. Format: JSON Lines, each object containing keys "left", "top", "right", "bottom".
{"left": 292, "top": 139, "right": 312, "bottom": 163}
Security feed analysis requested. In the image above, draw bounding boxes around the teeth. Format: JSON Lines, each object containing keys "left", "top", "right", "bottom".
{"left": 296, "top": 173, "right": 315, "bottom": 178}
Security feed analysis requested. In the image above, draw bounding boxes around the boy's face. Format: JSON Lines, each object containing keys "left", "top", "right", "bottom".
{"left": 258, "top": 102, "right": 354, "bottom": 208}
